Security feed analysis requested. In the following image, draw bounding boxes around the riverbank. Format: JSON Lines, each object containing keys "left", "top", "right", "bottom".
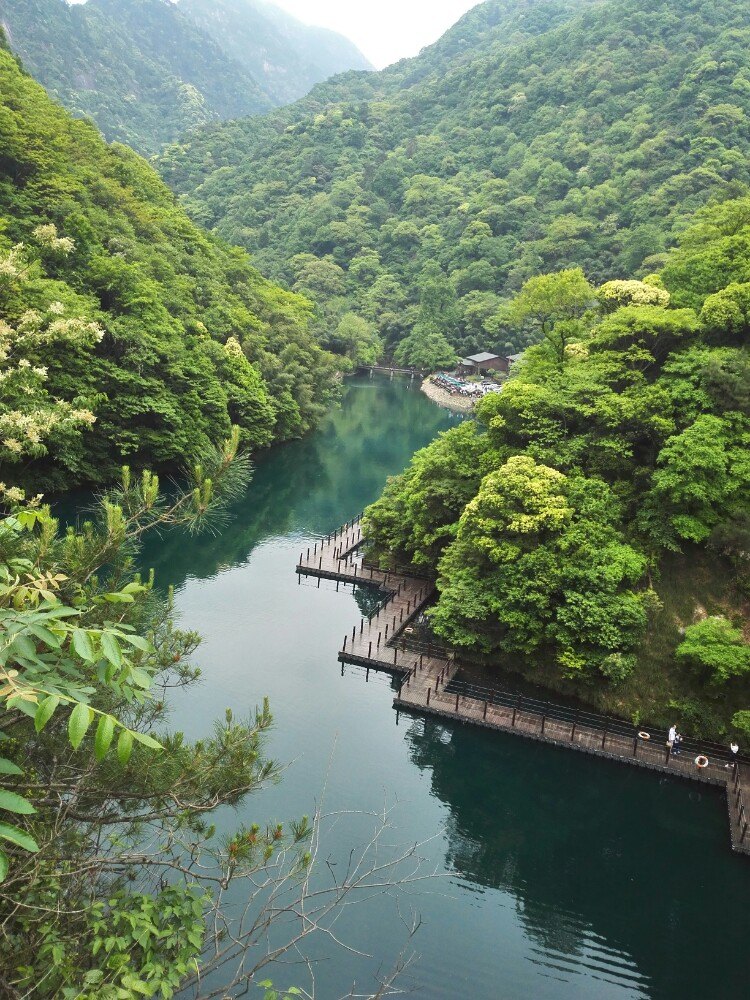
{"left": 420, "top": 377, "right": 477, "bottom": 412}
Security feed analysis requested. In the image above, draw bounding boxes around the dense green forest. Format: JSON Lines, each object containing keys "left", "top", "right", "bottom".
{"left": 0, "top": 0, "right": 371, "bottom": 154}
{"left": 159, "top": 0, "right": 750, "bottom": 366}
{"left": 0, "top": 33, "right": 341, "bottom": 490}
{"left": 365, "top": 198, "right": 750, "bottom": 736}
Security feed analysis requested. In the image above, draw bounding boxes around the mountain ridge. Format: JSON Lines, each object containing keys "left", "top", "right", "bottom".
{"left": 157, "top": 0, "right": 750, "bottom": 362}
{"left": 0, "top": 0, "right": 372, "bottom": 154}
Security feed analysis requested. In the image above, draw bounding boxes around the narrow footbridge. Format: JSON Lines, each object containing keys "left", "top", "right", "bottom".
{"left": 297, "top": 516, "right": 750, "bottom": 856}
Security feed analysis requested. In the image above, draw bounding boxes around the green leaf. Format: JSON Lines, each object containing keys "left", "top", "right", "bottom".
{"left": 26, "top": 623, "right": 61, "bottom": 649}
{"left": 6, "top": 696, "right": 38, "bottom": 719}
{"left": 120, "top": 634, "right": 152, "bottom": 652}
{"left": 101, "top": 631, "right": 123, "bottom": 669}
{"left": 130, "top": 667, "right": 152, "bottom": 690}
{"left": 0, "top": 848, "right": 8, "bottom": 882}
{"left": 117, "top": 729, "right": 133, "bottom": 766}
{"left": 0, "top": 758, "right": 22, "bottom": 776}
{"left": 94, "top": 715, "right": 115, "bottom": 762}
{"left": 34, "top": 695, "right": 59, "bottom": 733}
{"left": 0, "top": 821, "right": 39, "bottom": 852}
{"left": 0, "top": 789, "right": 35, "bottom": 815}
{"left": 9, "top": 634, "right": 38, "bottom": 661}
{"left": 131, "top": 731, "right": 162, "bottom": 750}
{"left": 71, "top": 628, "right": 95, "bottom": 662}
{"left": 68, "top": 702, "right": 93, "bottom": 750}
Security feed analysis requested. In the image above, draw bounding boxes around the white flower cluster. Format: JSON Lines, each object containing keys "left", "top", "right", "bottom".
{"left": 32, "top": 223, "right": 76, "bottom": 256}
{"left": 0, "top": 245, "right": 100, "bottom": 461}
{"left": 0, "top": 245, "right": 28, "bottom": 282}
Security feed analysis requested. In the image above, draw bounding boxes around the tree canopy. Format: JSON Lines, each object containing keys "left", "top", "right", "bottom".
{"left": 364, "top": 196, "right": 750, "bottom": 734}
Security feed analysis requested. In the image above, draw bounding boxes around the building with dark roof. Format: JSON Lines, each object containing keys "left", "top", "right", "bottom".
{"left": 459, "top": 352, "right": 508, "bottom": 374}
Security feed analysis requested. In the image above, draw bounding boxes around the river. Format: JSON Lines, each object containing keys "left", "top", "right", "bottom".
{"left": 137, "top": 375, "right": 748, "bottom": 999}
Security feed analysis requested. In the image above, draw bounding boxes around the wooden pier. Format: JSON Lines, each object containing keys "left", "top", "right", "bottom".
{"left": 297, "top": 516, "right": 750, "bottom": 856}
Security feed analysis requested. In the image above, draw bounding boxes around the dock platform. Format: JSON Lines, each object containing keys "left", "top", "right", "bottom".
{"left": 297, "top": 516, "right": 750, "bottom": 856}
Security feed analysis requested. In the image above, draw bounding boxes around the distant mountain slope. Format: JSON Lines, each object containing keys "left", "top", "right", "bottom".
{"left": 157, "top": 0, "right": 750, "bottom": 359}
{"left": 181, "top": 0, "right": 373, "bottom": 106}
{"left": 0, "top": 0, "right": 371, "bottom": 155}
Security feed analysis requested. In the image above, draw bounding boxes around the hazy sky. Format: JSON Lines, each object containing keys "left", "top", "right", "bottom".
{"left": 272, "top": 1, "right": 482, "bottom": 69}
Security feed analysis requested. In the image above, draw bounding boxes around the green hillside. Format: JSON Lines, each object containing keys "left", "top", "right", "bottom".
{"left": 364, "top": 201, "right": 750, "bottom": 736}
{"left": 158, "top": 0, "right": 750, "bottom": 363}
{"left": 0, "top": 0, "right": 371, "bottom": 155}
{"left": 0, "top": 34, "right": 339, "bottom": 490}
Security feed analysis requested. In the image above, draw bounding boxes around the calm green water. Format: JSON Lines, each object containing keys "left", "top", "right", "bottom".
{"left": 139, "top": 377, "right": 748, "bottom": 1000}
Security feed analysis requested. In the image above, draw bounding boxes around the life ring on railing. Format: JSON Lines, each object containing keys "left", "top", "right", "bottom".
{"left": 638, "top": 731, "right": 651, "bottom": 740}
{"left": 695, "top": 755, "right": 709, "bottom": 769}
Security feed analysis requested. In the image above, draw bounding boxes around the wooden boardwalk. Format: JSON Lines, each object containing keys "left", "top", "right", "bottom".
{"left": 297, "top": 516, "right": 750, "bottom": 856}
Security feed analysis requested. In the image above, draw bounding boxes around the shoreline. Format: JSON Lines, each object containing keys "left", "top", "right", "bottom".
{"left": 420, "top": 377, "right": 477, "bottom": 413}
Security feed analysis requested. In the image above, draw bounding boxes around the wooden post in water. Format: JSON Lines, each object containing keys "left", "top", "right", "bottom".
{"left": 511, "top": 694, "right": 520, "bottom": 727}
{"left": 483, "top": 700, "right": 488, "bottom": 721}
{"left": 601, "top": 719, "right": 608, "bottom": 750}
{"left": 427, "top": 687, "right": 431, "bottom": 706}
{"left": 455, "top": 692, "right": 460, "bottom": 713}
{"left": 541, "top": 707, "right": 546, "bottom": 736}
{"left": 368, "top": 641, "right": 372, "bottom": 658}
{"left": 394, "top": 648, "right": 398, "bottom": 666}
{"left": 571, "top": 711, "right": 578, "bottom": 742}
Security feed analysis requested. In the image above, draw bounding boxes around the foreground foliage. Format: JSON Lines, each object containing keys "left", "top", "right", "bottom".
{"left": 0, "top": 452, "right": 427, "bottom": 997}
{"left": 365, "top": 197, "right": 750, "bottom": 736}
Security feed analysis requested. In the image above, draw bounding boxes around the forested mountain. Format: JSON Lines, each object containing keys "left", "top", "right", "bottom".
{"left": 0, "top": 32, "right": 339, "bottom": 490}
{"left": 0, "top": 0, "right": 371, "bottom": 155}
{"left": 364, "top": 204, "right": 750, "bottom": 736}
{"left": 159, "top": 0, "right": 750, "bottom": 364}
{"left": 181, "top": 0, "right": 373, "bottom": 107}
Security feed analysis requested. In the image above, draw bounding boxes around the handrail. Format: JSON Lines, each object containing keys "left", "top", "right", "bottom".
{"left": 360, "top": 558, "right": 431, "bottom": 581}
{"left": 441, "top": 676, "right": 749, "bottom": 765}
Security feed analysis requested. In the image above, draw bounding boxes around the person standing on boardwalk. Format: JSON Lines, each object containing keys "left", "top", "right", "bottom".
{"left": 726, "top": 740, "right": 740, "bottom": 768}
{"left": 667, "top": 724, "right": 677, "bottom": 752}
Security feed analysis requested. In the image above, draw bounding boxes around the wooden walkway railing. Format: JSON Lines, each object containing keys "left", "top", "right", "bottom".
{"left": 297, "top": 516, "right": 750, "bottom": 856}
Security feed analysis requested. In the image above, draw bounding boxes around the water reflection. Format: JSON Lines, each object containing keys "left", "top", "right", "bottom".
{"left": 402, "top": 715, "right": 748, "bottom": 997}
{"left": 140, "top": 377, "right": 457, "bottom": 588}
